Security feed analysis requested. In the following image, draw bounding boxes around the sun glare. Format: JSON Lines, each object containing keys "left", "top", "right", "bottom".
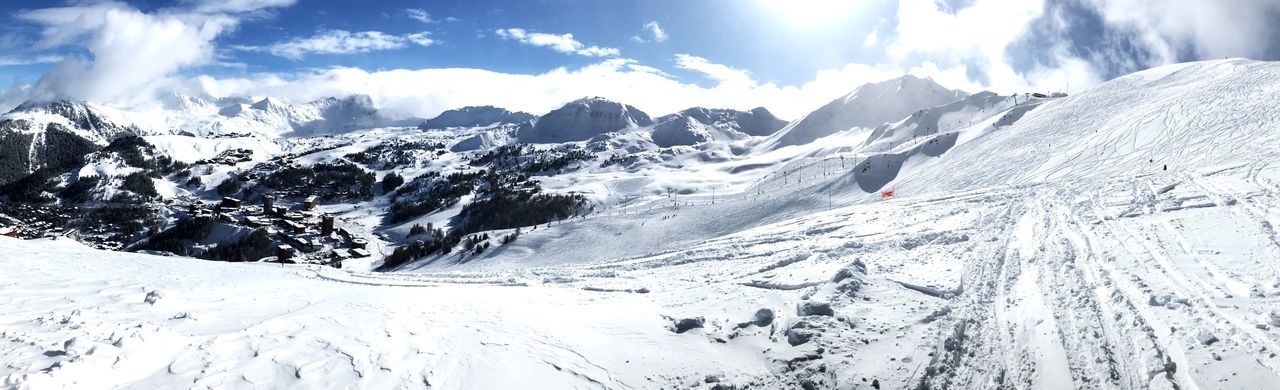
{"left": 761, "top": 0, "right": 864, "bottom": 28}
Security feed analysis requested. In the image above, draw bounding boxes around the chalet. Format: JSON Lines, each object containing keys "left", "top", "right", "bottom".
{"left": 279, "top": 233, "right": 306, "bottom": 249}
{"left": 272, "top": 206, "right": 288, "bottom": 217}
{"left": 331, "top": 248, "right": 352, "bottom": 260}
{"left": 350, "top": 248, "right": 371, "bottom": 258}
{"left": 243, "top": 215, "right": 266, "bottom": 227}
{"left": 304, "top": 195, "right": 319, "bottom": 210}
{"left": 276, "top": 245, "right": 295, "bottom": 262}
{"left": 282, "top": 220, "right": 306, "bottom": 234}
{"left": 219, "top": 197, "right": 241, "bottom": 211}
{"left": 195, "top": 210, "right": 214, "bottom": 225}
{"left": 307, "top": 238, "right": 324, "bottom": 251}
{"left": 1, "top": 227, "right": 21, "bottom": 239}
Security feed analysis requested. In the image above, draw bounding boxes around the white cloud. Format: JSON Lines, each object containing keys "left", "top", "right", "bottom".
{"left": 406, "top": 8, "right": 436, "bottom": 24}
{"left": 186, "top": 0, "right": 297, "bottom": 14}
{"left": 185, "top": 56, "right": 925, "bottom": 121}
{"left": 404, "top": 32, "right": 436, "bottom": 47}
{"left": 15, "top": 2, "right": 240, "bottom": 104}
{"left": 889, "top": 0, "right": 1058, "bottom": 92}
{"left": 0, "top": 55, "right": 64, "bottom": 66}
{"left": 1082, "top": 0, "right": 1280, "bottom": 61}
{"left": 863, "top": 28, "right": 878, "bottom": 48}
{"left": 632, "top": 21, "right": 668, "bottom": 43}
{"left": 674, "top": 54, "right": 754, "bottom": 86}
{"left": 3, "top": 0, "right": 293, "bottom": 106}
{"left": 878, "top": 0, "right": 1276, "bottom": 94}
{"left": 495, "top": 28, "right": 620, "bottom": 57}
{"left": 239, "top": 30, "right": 437, "bottom": 60}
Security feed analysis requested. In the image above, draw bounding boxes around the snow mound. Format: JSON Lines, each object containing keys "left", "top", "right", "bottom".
{"left": 517, "top": 97, "right": 653, "bottom": 143}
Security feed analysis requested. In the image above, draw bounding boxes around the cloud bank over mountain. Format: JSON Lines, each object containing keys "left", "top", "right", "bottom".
{"left": 2, "top": 0, "right": 1277, "bottom": 120}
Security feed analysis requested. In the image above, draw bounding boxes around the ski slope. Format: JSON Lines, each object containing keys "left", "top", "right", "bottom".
{"left": 5, "top": 159, "right": 1280, "bottom": 388}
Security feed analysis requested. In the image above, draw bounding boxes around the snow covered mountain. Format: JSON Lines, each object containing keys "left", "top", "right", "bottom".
{"left": 650, "top": 115, "right": 716, "bottom": 147}
{"left": 205, "top": 95, "right": 387, "bottom": 137}
{"left": 0, "top": 100, "right": 142, "bottom": 186}
{"left": 516, "top": 97, "right": 653, "bottom": 143}
{"left": 657, "top": 107, "right": 787, "bottom": 137}
{"left": 418, "top": 106, "right": 535, "bottom": 130}
{"left": 649, "top": 107, "right": 788, "bottom": 147}
{"left": 764, "top": 75, "right": 968, "bottom": 149}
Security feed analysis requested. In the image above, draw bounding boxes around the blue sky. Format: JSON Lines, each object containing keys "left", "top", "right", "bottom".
{"left": 1, "top": 0, "right": 1278, "bottom": 118}
{"left": 0, "top": 0, "right": 894, "bottom": 88}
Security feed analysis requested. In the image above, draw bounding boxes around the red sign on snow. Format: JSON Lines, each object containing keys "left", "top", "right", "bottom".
{"left": 881, "top": 190, "right": 895, "bottom": 199}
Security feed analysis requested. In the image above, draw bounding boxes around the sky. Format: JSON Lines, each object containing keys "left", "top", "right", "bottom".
{"left": 0, "top": 0, "right": 1278, "bottom": 119}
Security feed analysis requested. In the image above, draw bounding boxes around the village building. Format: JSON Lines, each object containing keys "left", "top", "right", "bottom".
{"left": 321, "top": 215, "right": 335, "bottom": 235}
{"left": 276, "top": 245, "right": 295, "bottom": 262}
{"left": 350, "top": 238, "right": 368, "bottom": 249}
{"left": 219, "top": 197, "right": 241, "bottom": 211}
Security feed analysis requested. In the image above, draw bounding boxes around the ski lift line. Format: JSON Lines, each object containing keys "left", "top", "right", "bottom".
{"left": 746, "top": 100, "right": 1048, "bottom": 192}
{"left": 589, "top": 100, "right": 1051, "bottom": 217}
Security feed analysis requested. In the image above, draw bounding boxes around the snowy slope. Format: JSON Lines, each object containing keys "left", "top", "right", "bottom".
{"left": 1, "top": 100, "right": 143, "bottom": 143}
{"left": 872, "top": 59, "right": 1280, "bottom": 197}
{"left": 7, "top": 156, "right": 1280, "bottom": 389}
{"left": 763, "top": 75, "right": 968, "bottom": 150}
{"left": 0, "top": 100, "right": 144, "bottom": 186}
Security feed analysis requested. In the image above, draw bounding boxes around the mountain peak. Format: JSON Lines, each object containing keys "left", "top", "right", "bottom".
{"left": 765, "top": 76, "right": 968, "bottom": 149}
{"left": 250, "top": 97, "right": 286, "bottom": 112}
{"left": 419, "top": 105, "right": 535, "bottom": 130}
{"left": 516, "top": 97, "right": 652, "bottom": 143}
